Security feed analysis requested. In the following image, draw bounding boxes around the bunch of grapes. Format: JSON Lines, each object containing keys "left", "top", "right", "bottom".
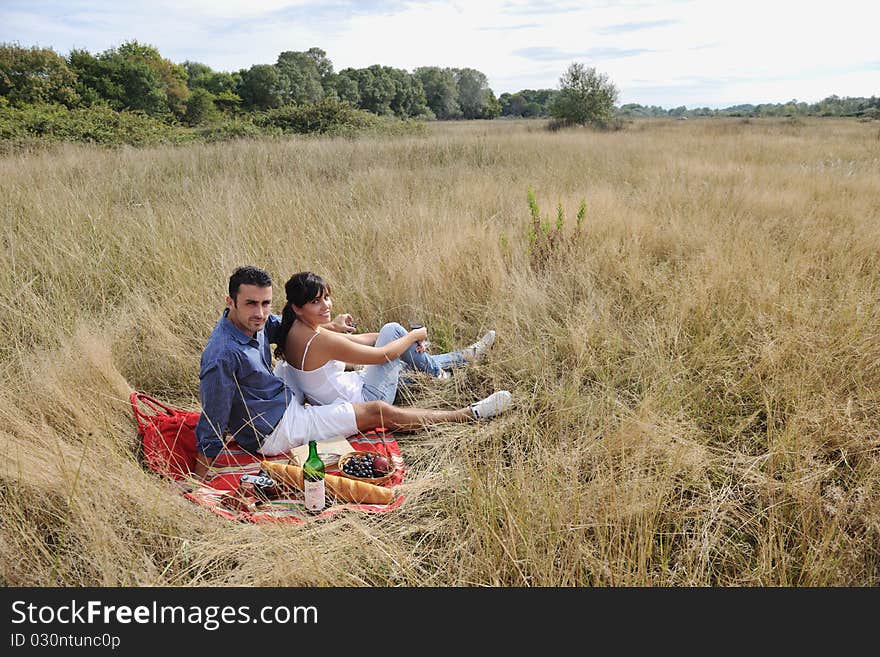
{"left": 343, "top": 453, "right": 376, "bottom": 478}
{"left": 342, "top": 453, "right": 391, "bottom": 478}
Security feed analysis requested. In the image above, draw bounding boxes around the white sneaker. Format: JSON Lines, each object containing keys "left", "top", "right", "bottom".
{"left": 466, "top": 330, "right": 496, "bottom": 362}
{"left": 470, "top": 390, "right": 512, "bottom": 419}
{"left": 436, "top": 369, "right": 452, "bottom": 380}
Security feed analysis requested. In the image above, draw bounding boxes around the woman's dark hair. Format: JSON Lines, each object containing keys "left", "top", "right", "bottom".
{"left": 274, "top": 272, "right": 331, "bottom": 360}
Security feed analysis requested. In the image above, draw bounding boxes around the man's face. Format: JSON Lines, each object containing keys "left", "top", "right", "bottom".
{"left": 226, "top": 284, "right": 273, "bottom": 336}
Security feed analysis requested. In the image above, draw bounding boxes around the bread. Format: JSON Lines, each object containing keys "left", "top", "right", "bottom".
{"left": 326, "top": 470, "right": 396, "bottom": 505}
{"left": 262, "top": 460, "right": 304, "bottom": 490}
{"left": 261, "top": 461, "right": 395, "bottom": 506}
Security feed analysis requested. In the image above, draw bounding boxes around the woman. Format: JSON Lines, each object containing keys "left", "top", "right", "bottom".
{"left": 274, "top": 271, "right": 510, "bottom": 419}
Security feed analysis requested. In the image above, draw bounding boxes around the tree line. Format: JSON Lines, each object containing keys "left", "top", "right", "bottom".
{"left": 617, "top": 96, "right": 880, "bottom": 119}
{"left": 501, "top": 92, "right": 879, "bottom": 120}
{"left": 1, "top": 40, "right": 877, "bottom": 147}
{"left": 0, "top": 42, "right": 502, "bottom": 124}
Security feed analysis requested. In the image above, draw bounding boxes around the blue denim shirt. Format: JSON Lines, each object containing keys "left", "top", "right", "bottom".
{"left": 195, "top": 310, "right": 295, "bottom": 458}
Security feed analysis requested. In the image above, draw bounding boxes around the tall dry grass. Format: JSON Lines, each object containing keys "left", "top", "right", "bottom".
{"left": 1, "top": 117, "right": 878, "bottom": 586}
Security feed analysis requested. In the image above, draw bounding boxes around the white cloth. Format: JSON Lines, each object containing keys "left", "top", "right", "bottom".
{"left": 259, "top": 393, "right": 358, "bottom": 456}
{"left": 273, "top": 360, "right": 305, "bottom": 405}
{"left": 278, "top": 358, "right": 365, "bottom": 405}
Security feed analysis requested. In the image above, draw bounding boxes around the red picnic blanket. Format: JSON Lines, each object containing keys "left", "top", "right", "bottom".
{"left": 131, "top": 392, "right": 404, "bottom": 523}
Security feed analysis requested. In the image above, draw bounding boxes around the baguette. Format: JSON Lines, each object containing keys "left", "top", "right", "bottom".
{"left": 326, "top": 470, "right": 395, "bottom": 505}
{"left": 262, "top": 460, "right": 303, "bottom": 490}
{"left": 261, "top": 461, "right": 395, "bottom": 505}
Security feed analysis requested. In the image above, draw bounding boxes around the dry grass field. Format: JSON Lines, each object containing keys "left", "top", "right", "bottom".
{"left": 1, "top": 117, "right": 878, "bottom": 586}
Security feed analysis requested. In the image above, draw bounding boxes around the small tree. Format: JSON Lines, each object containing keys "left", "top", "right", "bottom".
{"left": 550, "top": 62, "right": 617, "bottom": 128}
{"left": 184, "top": 87, "right": 218, "bottom": 125}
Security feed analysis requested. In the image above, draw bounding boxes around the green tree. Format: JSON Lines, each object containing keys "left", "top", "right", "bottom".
{"left": 550, "top": 62, "right": 618, "bottom": 127}
{"left": 501, "top": 89, "right": 555, "bottom": 117}
{"left": 448, "top": 68, "right": 500, "bottom": 119}
{"left": 455, "top": 68, "right": 481, "bottom": 118}
{"left": 115, "top": 41, "right": 189, "bottom": 119}
{"left": 0, "top": 44, "right": 79, "bottom": 106}
{"left": 481, "top": 88, "right": 501, "bottom": 119}
{"left": 500, "top": 92, "right": 535, "bottom": 117}
{"left": 182, "top": 61, "right": 213, "bottom": 88}
{"left": 238, "top": 64, "right": 282, "bottom": 110}
{"left": 184, "top": 87, "right": 218, "bottom": 125}
{"left": 182, "top": 63, "right": 241, "bottom": 113}
{"left": 275, "top": 50, "right": 324, "bottom": 104}
{"left": 338, "top": 65, "right": 423, "bottom": 116}
{"left": 68, "top": 41, "right": 189, "bottom": 120}
{"left": 304, "top": 47, "right": 336, "bottom": 97}
{"left": 414, "top": 66, "right": 459, "bottom": 119}
{"left": 334, "top": 73, "right": 360, "bottom": 105}
{"left": 67, "top": 48, "right": 104, "bottom": 106}
{"left": 499, "top": 92, "right": 517, "bottom": 116}
{"left": 184, "top": 61, "right": 240, "bottom": 97}
{"left": 69, "top": 45, "right": 165, "bottom": 116}
{"left": 211, "top": 89, "right": 242, "bottom": 114}
{"left": 388, "top": 67, "right": 427, "bottom": 117}
{"left": 522, "top": 88, "right": 556, "bottom": 112}
{"left": 337, "top": 67, "right": 380, "bottom": 113}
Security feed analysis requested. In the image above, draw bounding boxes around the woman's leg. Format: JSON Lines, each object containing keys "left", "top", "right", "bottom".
{"left": 420, "top": 348, "right": 468, "bottom": 371}
{"left": 372, "top": 322, "right": 446, "bottom": 377}
{"left": 370, "top": 322, "right": 446, "bottom": 376}
{"left": 402, "top": 329, "right": 497, "bottom": 372}
{"left": 359, "top": 323, "right": 408, "bottom": 403}
{"left": 352, "top": 400, "right": 473, "bottom": 431}
{"left": 361, "top": 323, "right": 496, "bottom": 397}
{"left": 351, "top": 391, "right": 512, "bottom": 432}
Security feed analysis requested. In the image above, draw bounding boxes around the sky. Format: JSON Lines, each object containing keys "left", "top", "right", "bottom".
{"left": 1, "top": 0, "right": 878, "bottom": 109}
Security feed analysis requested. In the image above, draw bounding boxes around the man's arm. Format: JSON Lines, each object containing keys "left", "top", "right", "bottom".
{"left": 194, "top": 355, "right": 238, "bottom": 481}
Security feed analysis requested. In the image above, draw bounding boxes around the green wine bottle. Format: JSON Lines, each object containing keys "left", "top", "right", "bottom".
{"left": 303, "top": 440, "right": 325, "bottom": 513}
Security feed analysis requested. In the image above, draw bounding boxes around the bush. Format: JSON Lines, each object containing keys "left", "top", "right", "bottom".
{"left": 195, "top": 118, "right": 278, "bottom": 142}
{"left": 183, "top": 88, "right": 219, "bottom": 126}
{"left": 524, "top": 187, "right": 587, "bottom": 271}
{"left": 0, "top": 103, "right": 192, "bottom": 147}
{"left": 0, "top": 98, "right": 420, "bottom": 150}
{"left": 365, "top": 116, "right": 427, "bottom": 137}
{"left": 254, "top": 98, "right": 378, "bottom": 134}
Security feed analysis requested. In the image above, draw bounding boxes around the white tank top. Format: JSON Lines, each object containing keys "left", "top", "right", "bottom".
{"left": 289, "top": 330, "right": 365, "bottom": 405}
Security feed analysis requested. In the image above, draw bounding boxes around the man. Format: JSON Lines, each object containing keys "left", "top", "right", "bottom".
{"left": 195, "top": 266, "right": 511, "bottom": 480}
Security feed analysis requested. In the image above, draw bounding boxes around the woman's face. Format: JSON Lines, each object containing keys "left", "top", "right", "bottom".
{"left": 294, "top": 289, "right": 332, "bottom": 326}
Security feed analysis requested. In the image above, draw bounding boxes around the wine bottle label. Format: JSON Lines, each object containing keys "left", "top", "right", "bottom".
{"left": 304, "top": 479, "right": 325, "bottom": 512}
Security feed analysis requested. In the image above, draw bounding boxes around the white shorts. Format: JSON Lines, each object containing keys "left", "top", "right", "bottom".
{"left": 259, "top": 398, "right": 358, "bottom": 456}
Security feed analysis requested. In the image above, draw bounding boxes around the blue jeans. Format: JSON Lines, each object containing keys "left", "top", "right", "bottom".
{"left": 359, "top": 322, "right": 467, "bottom": 403}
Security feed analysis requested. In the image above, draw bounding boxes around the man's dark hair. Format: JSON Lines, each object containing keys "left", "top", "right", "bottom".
{"left": 228, "top": 266, "right": 272, "bottom": 299}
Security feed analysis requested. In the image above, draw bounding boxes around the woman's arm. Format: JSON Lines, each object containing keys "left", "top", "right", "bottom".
{"left": 322, "top": 313, "right": 357, "bottom": 333}
{"left": 317, "top": 327, "right": 427, "bottom": 366}
{"left": 340, "top": 332, "right": 379, "bottom": 346}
